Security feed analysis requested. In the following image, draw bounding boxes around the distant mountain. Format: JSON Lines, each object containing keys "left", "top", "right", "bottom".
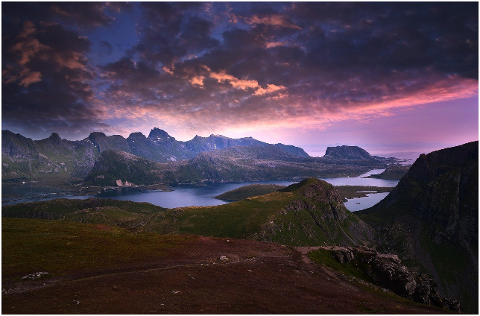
{"left": 2, "top": 130, "right": 97, "bottom": 180}
{"left": 184, "top": 134, "right": 310, "bottom": 157}
{"left": 84, "top": 144, "right": 390, "bottom": 186}
{"left": 368, "top": 164, "right": 410, "bottom": 180}
{"left": 325, "top": 145, "right": 373, "bottom": 160}
{"left": 2, "top": 128, "right": 310, "bottom": 182}
{"left": 358, "top": 141, "right": 478, "bottom": 313}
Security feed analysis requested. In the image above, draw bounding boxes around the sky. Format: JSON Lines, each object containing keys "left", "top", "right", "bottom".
{"left": 2, "top": 2, "right": 478, "bottom": 159}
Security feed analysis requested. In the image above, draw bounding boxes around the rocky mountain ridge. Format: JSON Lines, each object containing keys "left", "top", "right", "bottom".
{"left": 358, "top": 141, "right": 478, "bottom": 313}
{"left": 84, "top": 145, "right": 392, "bottom": 186}
{"left": 3, "top": 128, "right": 393, "bottom": 185}
{"left": 2, "top": 128, "right": 309, "bottom": 181}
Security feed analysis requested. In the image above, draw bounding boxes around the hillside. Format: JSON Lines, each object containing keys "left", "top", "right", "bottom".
{"left": 368, "top": 164, "right": 410, "bottom": 180}
{"left": 3, "top": 173, "right": 467, "bottom": 312}
{"left": 214, "top": 184, "right": 285, "bottom": 201}
{"left": 2, "top": 217, "right": 443, "bottom": 314}
{"left": 3, "top": 179, "right": 373, "bottom": 247}
{"left": 358, "top": 141, "right": 478, "bottom": 313}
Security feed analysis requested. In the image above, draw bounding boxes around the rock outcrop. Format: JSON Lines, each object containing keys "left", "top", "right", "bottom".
{"left": 322, "top": 246, "right": 461, "bottom": 312}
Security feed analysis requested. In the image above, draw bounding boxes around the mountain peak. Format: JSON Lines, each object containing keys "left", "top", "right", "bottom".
{"left": 48, "top": 133, "right": 61, "bottom": 142}
{"left": 88, "top": 132, "right": 107, "bottom": 139}
{"left": 148, "top": 128, "right": 173, "bottom": 141}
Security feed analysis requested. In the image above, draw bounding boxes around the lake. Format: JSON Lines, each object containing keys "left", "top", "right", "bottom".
{"left": 2, "top": 169, "right": 398, "bottom": 212}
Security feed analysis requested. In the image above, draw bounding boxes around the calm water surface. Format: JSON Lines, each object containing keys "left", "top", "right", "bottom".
{"left": 2, "top": 169, "right": 398, "bottom": 211}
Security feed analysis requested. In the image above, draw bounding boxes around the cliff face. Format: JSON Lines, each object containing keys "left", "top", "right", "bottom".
{"left": 358, "top": 141, "right": 478, "bottom": 313}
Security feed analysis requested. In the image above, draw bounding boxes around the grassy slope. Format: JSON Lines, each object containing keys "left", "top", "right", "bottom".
{"left": 2, "top": 218, "right": 195, "bottom": 283}
{"left": 3, "top": 179, "right": 372, "bottom": 247}
{"left": 214, "top": 184, "right": 285, "bottom": 201}
{"left": 2, "top": 217, "right": 443, "bottom": 314}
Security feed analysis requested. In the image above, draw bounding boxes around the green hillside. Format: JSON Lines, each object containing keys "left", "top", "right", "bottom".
{"left": 3, "top": 178, "right": 373, "bottom": 247}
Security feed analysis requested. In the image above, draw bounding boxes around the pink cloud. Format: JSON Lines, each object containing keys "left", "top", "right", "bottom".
{"left": 265, "top": 41, "right": 287, "bottom": 49}
{"left": 253, "top": 84, "right": 286, "bottom": 96}
{"left": 19, "top": 69, "right": 42, "bottom": 87}
{"left": 190, "top": 75, "right": 205, "bottom": 87}
{"left": 246, "top": 14, "right": 301, "bottom": 30}
{"left": 206, "top": 67, "right": 259, "bottom": 90}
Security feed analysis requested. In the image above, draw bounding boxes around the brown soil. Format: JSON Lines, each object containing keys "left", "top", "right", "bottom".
{"left": 2, "top": 236, "right": 446, "bottom": 314}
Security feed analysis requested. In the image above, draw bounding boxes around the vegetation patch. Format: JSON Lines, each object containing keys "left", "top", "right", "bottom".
{"left": 2, "top": 217, "right": 195, "bottom": 282}
{"left": 214, "top": 184, "right": 285, "bottom": 201}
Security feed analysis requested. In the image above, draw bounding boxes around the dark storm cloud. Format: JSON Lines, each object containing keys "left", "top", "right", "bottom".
{"left": 2, "top": 3, "right": 111, "bottom": 139}
{"left": 2, "top": 2, "right": 132, "bottom": 28}
{"left": 91, "top": 2, "right": 477, "bottom": 135}
{"left": 2, "top": 2, "right": 478, "bottom": 140}
{"left": 133, "top": 2, "right": 220, "bottom": 67}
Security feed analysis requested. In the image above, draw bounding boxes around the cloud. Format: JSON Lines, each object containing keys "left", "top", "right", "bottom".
{"left": 253, "top": 84, "right": 286, "bottom": 96}
{"left": 190, "top": 75, "right": 205, "bottom": 87}
{"left": 2, "top": 2, "right": 477, "bottom": 142}
{"left": 208, "top": 69, "right": 259, "bottom": 90}
{"left": 265, "top": 41, "right": 287, "bottom": 49}
{"left": 2, "top": 13, "right": 103, "bottom": 139}
{"left": 246, "top": 14, "right": 301, "bottom": 30}
{"left": 94, "top": 3, "right": 477, "bottom": 139}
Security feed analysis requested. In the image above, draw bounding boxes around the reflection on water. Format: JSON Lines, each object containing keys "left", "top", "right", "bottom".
{"left": 320, "top": 169, "right": 397, "bottom": 187}
{"left": 344, "top": 192, "right": 390, "bottom": 212}
{"left": 3, "top": 169, "right": 398, "bottom": 211}
{"left": 96, "top": 180, "right": 297, "bottom": 209}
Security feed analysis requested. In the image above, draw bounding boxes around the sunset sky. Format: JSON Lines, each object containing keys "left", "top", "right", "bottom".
{"left": 2, "top": 2, "right": 478, "bottom": 159}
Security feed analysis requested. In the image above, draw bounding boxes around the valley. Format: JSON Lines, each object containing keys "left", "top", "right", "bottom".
{"left": 2, "top": 130, "right": 477, "bottom": 313}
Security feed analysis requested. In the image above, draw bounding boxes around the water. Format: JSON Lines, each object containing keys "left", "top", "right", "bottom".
{"left": 2, "top": 185, "right": 90, "bottom": 205}
{"left": 95, "top": 180, "right": 297, "bottom": 209}
{"left": 2, "top": 169, "right": 398, "bottom": 211}
{"left": 344, "top": 192, "right": 390, "bottom": 212}
{"left": 320, "top": 169, "right": 398, "bottom": 187}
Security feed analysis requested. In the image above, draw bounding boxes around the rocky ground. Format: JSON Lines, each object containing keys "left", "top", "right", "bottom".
{"left": 3, "top": 236, "right": 446, "bottom": 314}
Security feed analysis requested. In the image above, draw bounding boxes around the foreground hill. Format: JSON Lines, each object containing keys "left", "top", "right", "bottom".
{"left": 2, "top": 218, "right": 443, "bottom": 314}
{"left": 358, "top": 141, "right": 478, "bottom": 313}
{"left": 3, "top": 179, "right": 373, "bottom": 247}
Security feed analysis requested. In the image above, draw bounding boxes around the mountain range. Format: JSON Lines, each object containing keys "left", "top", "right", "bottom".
{"left": 2, "top": 128, "right": 397, "bottom": 186}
